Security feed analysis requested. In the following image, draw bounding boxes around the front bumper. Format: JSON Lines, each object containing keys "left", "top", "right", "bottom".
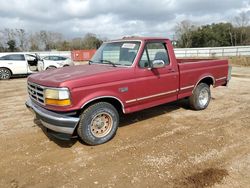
{"left": 25, "top": 98, "right": 79, "bottom": 135}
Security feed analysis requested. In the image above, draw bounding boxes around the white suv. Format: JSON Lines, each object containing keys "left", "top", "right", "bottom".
{"left": 0, "top": 53, "right": 42, "bottom": 80}
{"left": 40, "top": 56, "right": 74, "bottom": 70}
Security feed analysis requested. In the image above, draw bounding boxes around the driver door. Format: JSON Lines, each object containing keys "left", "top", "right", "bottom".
{"left": 134, "top": 42, "right": 179, "bottom": 107}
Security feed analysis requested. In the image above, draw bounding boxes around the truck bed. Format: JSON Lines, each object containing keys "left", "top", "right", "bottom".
{"left": 177, "top": 58, "right": 215, "bottom": 63}
{"left": 177, "top": 59, "right": 229, "bottom": 99}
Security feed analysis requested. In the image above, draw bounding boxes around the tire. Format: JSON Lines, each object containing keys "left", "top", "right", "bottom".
{"left": 189, "top": 83, "right": 211, "bottom": 110}
{"left": 46, "top": 66, "right": 57, "bottom": 70}
{"left": 77, "top": 102, "right": 119, "bottom": 145}
{"left": 0, "top": 68, "right": 11, "bottom": 80}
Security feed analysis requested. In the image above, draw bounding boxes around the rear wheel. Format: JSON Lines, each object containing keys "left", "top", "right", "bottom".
{"left": 189, "top": 83, "right": 211, "bottom": 110}
{"left": 77, "top": 102, "right": 119, "bottom": 145}
{"left": 46, "top": 66, "right": 57, "bottom": 70}
{"left": 0, "top": 68, "right": 11, "bottom": 80}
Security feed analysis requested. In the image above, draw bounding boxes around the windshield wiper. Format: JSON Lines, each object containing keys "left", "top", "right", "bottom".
{"left": 90, "top": 59, "right": 120, "bottom": 67}
{"left": 99, "top": 59, "right": 117, "bottom": 67}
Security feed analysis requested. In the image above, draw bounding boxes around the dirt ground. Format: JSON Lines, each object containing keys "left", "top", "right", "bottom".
{"left": 0, "top": 67, "right": 249, "bottom": 188}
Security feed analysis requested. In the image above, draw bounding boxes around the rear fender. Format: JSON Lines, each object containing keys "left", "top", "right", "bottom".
{"left": 193, "top": 75, "right": 215, "bottom": 93}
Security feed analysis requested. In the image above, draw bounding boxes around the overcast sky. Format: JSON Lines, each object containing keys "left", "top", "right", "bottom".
{"left": 0, "top": 0, "right": 249, "bottom": 39}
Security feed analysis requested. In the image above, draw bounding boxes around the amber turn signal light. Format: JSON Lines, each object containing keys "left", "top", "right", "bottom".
{"left": 45, "top": 98, "right": 71, "bottom": 106}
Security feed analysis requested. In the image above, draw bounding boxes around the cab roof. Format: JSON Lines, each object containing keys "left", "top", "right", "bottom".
{"left": 109, "top": 36, "right": 170, "bottom": 42}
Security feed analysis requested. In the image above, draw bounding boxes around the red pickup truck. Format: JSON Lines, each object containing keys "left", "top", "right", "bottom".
{"left": 26, "top": 37, "right": 230, "bottom": 145}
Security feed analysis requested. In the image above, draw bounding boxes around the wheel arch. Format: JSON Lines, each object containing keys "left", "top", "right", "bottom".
{"left": 80, "top": 96, "right": 125, "bottom": 114}
{"left": 193, "top": 75, "right": 215, "bottom": 93}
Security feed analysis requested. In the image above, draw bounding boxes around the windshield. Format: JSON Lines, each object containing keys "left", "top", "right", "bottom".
{"left": 91, "top": 41, "right": 141, "bottom": 66}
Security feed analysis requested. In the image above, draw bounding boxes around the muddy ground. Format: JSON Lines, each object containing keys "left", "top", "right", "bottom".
{"left": 0, "top": 67, "right": 249, "bottom": 188}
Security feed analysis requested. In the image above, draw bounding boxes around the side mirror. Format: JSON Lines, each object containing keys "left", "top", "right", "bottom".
{"left": 152, "top": 60, "right": 165, "bottom": 69}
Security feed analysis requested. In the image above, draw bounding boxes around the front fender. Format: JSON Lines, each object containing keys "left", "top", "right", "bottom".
{"left": 73, "top": 90, "right": 126, "bottom": 113}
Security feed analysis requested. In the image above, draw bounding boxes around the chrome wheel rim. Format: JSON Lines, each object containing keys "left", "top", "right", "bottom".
{"left": 90, "top": 113, "right": 113, "bottom": 138}
{"left": 0, "top": 69, "right": 10, "bottom": 79}
{"left": 198, "top": 88, "right": 209, "bottom": 107}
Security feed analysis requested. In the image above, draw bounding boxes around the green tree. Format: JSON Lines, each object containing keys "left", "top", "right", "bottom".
{"left": 0, "top": 44, "right": 4, "bottom": 52}
{"left": 57, "top": 40, "right": 70, "bottom": 51}
{"left": 234, "top": 11, "right": 249, "bottom": 45}
{"left": 175, "top": 20, "right": 196, "bottom": 48}
{"left": 7, "top": 39, "right": 17, "bottom": 52}
{"left": 191, "top": 23, "right": 233, "bottom": 47}
{"left": 71, "top": 37, "right": 83, "bottom": 50}
{"left": 82, "top": 33, "right": 103, "bottom": 49}
{"left": 176, "top": 22, "right": 236, "bottom": 47}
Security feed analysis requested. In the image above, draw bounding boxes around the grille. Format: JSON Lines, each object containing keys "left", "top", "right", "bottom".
{"left": 27, "top": 82, "right": 45, "bottom": 104}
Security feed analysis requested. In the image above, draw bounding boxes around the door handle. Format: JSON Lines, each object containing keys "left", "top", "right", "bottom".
{"left": 8, "top": 63, "right": 13, "bottom": 65}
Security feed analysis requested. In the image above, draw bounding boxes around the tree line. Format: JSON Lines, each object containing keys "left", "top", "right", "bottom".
{"left": 0, "top": 30, "right": 103, "bottom": 52}
{"left": 175, "top": 12, "right": 250, "bottom": 48}
{"left": 1, "top": 12, "right": 249, "bottom": 51}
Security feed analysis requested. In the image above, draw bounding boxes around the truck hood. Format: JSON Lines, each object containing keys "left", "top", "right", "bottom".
{"left": 28, "top": 64, "right": 132, "bottom": 88}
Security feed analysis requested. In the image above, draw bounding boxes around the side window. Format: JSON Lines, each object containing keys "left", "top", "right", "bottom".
{"left": 0, "top": 55, "right": 7, "bottom": 60}
{"left": 53, "top": 56, "right": 60, "bottom": 61}
{"left": 139, "top": 42, "right": 170, "bottom": 68}
{"left": 59, "top": 57, "right": 66, "bottom": 60}
{"left": 0, "top": 54, "right": 25, "bottom": 61}
{"left": 44, "top": 56, "right": 49, "bottom": 60}
{"left": 139, "top": 50, "right": 150, "bottom": 68}
{"left": 18, "top": 55, "right": 25, "bottom": 61}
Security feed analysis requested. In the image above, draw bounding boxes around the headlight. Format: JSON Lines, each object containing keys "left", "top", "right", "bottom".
{"left": 44, "top": 88, "right": 71, "bottom": 106}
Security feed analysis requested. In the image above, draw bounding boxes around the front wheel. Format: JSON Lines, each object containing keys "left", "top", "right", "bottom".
{"left": 0, "top": 68, "right": 11, "bottom": 80}
{"left": 46, "top": 66, "right": 57, "bottom": 70}
{"left": 189, "top": 83, "right": 211, "bottom": 110}
{"left": 77, "top": 102, "right": 119, "bottom": 145}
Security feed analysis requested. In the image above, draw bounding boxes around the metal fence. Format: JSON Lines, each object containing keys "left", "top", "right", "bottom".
{"left": 1, "top": 45, "right": 250, "bottom": 59}
{"left": 27, "top": 45, "right": 250, "bottom": 58}
{"left": 174, "top": 46, "right": 250, "bottom": 58}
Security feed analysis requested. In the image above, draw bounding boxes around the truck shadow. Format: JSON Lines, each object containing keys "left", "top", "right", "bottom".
{"left": 34, "top": 98, "right": 191, "bottom": 148}
{"left": 119, "top": 98, "right": 190, "bottom": 127}
{"left": 34, "top": 119, "right": 78, "bottom": 148}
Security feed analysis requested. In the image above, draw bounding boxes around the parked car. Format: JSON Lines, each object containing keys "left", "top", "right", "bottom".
{"left": 0, "top": 53, "right": 42, "bottom": 80}
{"left": 26, "top": 37, "right": 231, "bottom": 145}
{"left": 40, "top": 55, "right": 74, "bottom": 70}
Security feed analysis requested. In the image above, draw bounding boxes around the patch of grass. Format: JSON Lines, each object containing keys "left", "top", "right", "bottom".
{"left": 228, "top": 56, "right": 250, "bottom": 67}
